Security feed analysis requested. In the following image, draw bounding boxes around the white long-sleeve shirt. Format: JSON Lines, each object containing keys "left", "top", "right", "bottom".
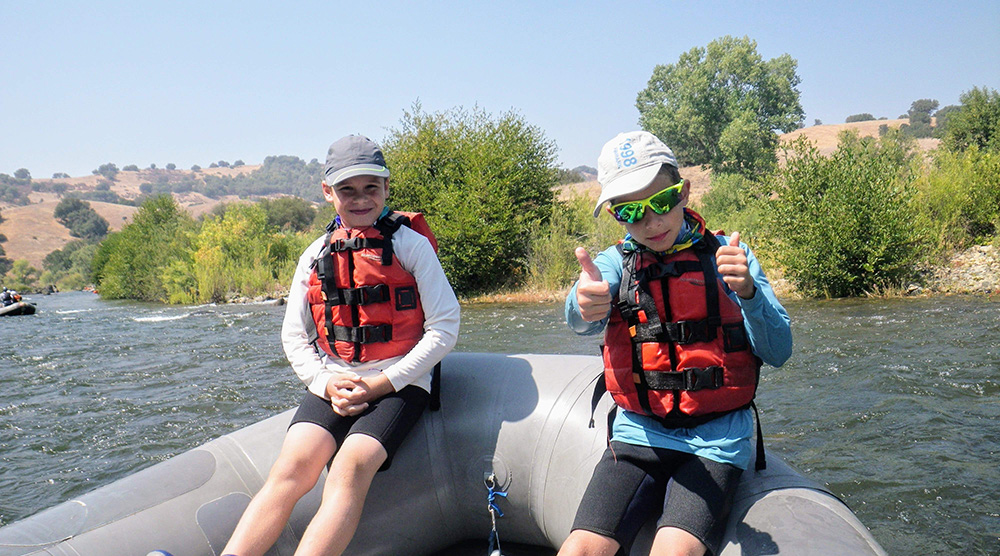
{"left": 281, "top": 224, "right": 460, "bottom": 398}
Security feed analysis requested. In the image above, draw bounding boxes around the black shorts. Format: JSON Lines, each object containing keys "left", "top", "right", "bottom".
{"left": 289, "top": 386, "right": 429, "bottom": 471}
{"left": 571, "top": 441, "right": 743, "bottom": 556}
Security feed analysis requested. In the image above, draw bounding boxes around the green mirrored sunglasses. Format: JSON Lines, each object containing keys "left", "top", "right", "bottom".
{"left": 607, "top": 180, "right": 684, "bottom": 223}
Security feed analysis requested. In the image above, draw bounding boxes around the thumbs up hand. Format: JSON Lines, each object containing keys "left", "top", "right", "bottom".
{"left": 575, "top": 247, "right": 612, "bottom": 322}
{"left": 716, "top": 232, "right": 756, "bottom": 299}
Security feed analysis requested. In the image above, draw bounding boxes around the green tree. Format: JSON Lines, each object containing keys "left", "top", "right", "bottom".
{"left": 259, "top": 197, "right": 317, "bottom": 232}
{"left": 4, "top": 260, "right": 40, "bottom": 291}
{"left": 942, "top": 87, "right": 1000, "bottom": 153}
{"left": 14, "top": 168, "right": 31, "bottom": 181}
{"left": 765, "top": 130, "right": 924, "bottom": 297}
{"left": 93, "top": 163, "right": 119, "bottom": 180}
{"left": 846, "top": 113, "right": 876, "bottom": 123}
{"left": 636, "top": 35, "right": 803, "bottom": 177}
{"left": 903, "top": 99, "right": 939, "bottom": 138}
{"left": 382, "top": 103, "right": 559, "bottom": 295}
{"left": 53, "top": 197, "right": 109, "bottom": 239}
{"left": 92, "top": 195, "right": 195, "bottom": 301}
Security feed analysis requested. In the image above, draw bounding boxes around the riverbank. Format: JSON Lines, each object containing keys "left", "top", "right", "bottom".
{"left": 171, "top": 244, "right": 1000, "bottom": 306}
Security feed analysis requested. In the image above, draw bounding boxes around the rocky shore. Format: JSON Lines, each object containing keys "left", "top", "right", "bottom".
{"left": 922, "top": 244, "right": 1000, "bottom": 296}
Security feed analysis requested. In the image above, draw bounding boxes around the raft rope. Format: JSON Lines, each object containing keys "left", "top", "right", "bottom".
{"left": 485, "top": 472, "right": 508, "bottom": 556}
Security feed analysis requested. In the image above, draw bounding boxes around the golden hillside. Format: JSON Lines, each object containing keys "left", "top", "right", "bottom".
{"left": 1, "top": 165, "right": 258, "bottom": 269}
{"left": 561, "top": 119, "right": 940, "bottom": 205}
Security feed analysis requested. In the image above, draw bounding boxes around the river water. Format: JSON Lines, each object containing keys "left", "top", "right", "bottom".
{"left": 1, "top": 291, "right": 998, "bottom": 554}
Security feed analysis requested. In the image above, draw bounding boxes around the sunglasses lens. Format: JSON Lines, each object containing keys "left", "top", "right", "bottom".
{"left": 649, "top": 186, "right": 681, "bottom": 213}
{"left": 614, "top": 203, "right": 643, "bottom": 223}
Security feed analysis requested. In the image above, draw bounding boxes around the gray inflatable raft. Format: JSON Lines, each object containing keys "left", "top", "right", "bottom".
{"left": 0, "top": 353, "right": 887, "bottom": 555}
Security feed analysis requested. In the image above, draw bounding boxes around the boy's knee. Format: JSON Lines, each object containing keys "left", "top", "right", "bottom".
{"left": 558, "top": 529, "right": 620, "bottom": 556}
{"left": 328, "top": 435, "right": 387, "bottom": 479}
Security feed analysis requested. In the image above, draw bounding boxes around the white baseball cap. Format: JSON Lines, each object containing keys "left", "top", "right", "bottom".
{"left": 594, "top": 131, "right": 678, "bottom": 217}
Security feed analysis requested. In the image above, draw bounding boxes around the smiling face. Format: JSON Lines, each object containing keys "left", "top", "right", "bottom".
{"left": 613, "top": 173, "right": 690, "bottom": 252}
{"left": 322, "top": 174, "right": 389, "bottom": 228}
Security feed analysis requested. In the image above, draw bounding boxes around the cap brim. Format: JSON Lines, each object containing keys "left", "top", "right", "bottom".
{"left": 592, "top": 163, "right": 662, "bottom": 217}
{"left": 325, "top": 164, "right": 390, "bottom": 185}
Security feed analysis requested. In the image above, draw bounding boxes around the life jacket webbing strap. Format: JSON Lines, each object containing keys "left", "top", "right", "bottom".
{"left": 619, "top": 250, "right": 657, "bottom": 417}
{"left": 328, "top": 323, "right": 393, "bottom": 344}
{"left": 328, "top": 284, "right": 390, "bottom": 306}
{"left": 331, "top": 236, "right": 387, "bottom": 253}
{"left": 631, "top": 316, "right": 723, "bottom": 344}
{"left": 752, "top": 401, "right": 767, "bottom": 471}
{"left": 640, "top": 366, "right": 724, "bottom": 391}
{"left": 375, "top": 211, "right": 409, "bottom": 266}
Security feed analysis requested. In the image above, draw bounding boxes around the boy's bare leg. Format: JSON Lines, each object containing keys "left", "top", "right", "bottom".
{"left": 557, "top": 529, "right": 621, "bottom": 556}
{"left": 223, "top": 423, "right": 336, "bottom": 556}
{"left": 293, "top": 433, "right": 387, "bottom": 556}
{"left": 650, "top": 526, "right": 707, "bottom": 556}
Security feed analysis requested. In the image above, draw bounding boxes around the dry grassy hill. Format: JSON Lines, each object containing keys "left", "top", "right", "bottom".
{"left": 1, "top": 166, "right": 258, "bottom": 269}
{"left": 560, "top": 119, "right": 940, "bottom": 205}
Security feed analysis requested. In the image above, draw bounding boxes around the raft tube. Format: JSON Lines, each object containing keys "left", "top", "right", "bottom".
{"left": 0, "top": 302, "right": 35, "bottom": 317}
{"left": 0, "top": 353, "right": 887, "bottom": 555}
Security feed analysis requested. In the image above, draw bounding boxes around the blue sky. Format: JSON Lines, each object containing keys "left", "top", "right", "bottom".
{"left": 2, "top": 1, "right": 998, "bottom": 179}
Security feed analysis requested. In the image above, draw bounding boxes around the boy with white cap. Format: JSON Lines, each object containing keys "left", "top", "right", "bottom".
{"left": 224, "top": 135, "right": 460, "bottom": 556}
{"left": 560, "top": 131, "right": 792, "bottom": 556}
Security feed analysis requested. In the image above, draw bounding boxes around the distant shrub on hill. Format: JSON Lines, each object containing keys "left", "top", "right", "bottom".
{"left": 0, "top": 173, "right": 31, "bottom": 205}
{"left": 556, "top": 168, "right": 584, "bottom": 184}
{"left": 122, "top": 165, "right": 140, "bottom": 172}
{"left": 200, "top": 155, "right": 323, "bottom": 200}
{"left": 93, "top": 163, "right": 119, "bottom": 180}
{"left": 846, "top": 113, "right": 875, "bottom": 123}
{"left": 54, "top": 197, "right": 109, "bottom": 239}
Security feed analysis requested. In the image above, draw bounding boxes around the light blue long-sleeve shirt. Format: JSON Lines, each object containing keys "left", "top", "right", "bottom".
{"left": 565, "top": 235, "right": 792, "bottom": 470}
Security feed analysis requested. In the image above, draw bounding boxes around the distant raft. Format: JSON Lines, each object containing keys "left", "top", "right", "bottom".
{"left": 0, "top": 352, "right": 887, "bottom": 556}
{"left": 0, "top": 302, "right": 35, "bottom": 317}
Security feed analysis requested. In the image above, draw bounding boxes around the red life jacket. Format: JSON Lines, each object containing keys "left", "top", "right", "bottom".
{"left": 306, "top": 211, "right": 437, "bottom": 363}
{"left": 602, "top": 233, "right": 761, "bottom": 428}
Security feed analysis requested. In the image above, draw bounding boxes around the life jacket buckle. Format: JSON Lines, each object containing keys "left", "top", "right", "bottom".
{"left": 684, "top": 366, "right": 724, "bottom": 391}
{"left": 332, "top": 237, "right": 363, "bottom": 252}
{"left": 361, "top": 324, "right": 392, "bottom": 343}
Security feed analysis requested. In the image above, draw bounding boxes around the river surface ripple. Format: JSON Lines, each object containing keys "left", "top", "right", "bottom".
{"left": 1, "top": 291, "right": 998, "bottom": 554}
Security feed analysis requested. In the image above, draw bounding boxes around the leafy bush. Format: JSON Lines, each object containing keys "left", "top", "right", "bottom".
{"left": 942, "top": 87, "right": 1000, "bottom": 153}
{"left": 93, "top": 195, "right": 195, "bottom": 302}
{"left": 41, "top": 239, "right": 99, "bottom": 291}
{"left": 846, "top": 113, "right": 876, "bottom": 123}
{"left": 764, "top": 131, "right": 924, "bottom": 297}
{"left": 915, "top": 147, "right": 1000, "bottom": 249}
{"left": 382, "top": 103, "right": 559, "bottom": 296}
{"left": 525, "top": 193, "right": 623, "bottom": 292}
{"left": 694, "top": 172, "right": 768, "bottom": 250}
{"left": 259, "top": 196, "right": 317, "bottom": 232}
{"left": 3, "top": 260, "right": 39, "bottom": 291}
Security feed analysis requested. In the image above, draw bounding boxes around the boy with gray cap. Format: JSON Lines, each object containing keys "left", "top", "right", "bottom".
{"left": 224, "top": 135, "right": 460, "bottom": 556}
{"left": 561, "top": 131, "right": 791, "bottom": 556}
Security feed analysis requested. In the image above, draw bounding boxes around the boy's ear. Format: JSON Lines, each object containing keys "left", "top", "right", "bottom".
{"left": 321, "top": 181, "right": 335, "bottom": 202}
{"left": 679, "top": 178, "right": 691, "bottom": 204}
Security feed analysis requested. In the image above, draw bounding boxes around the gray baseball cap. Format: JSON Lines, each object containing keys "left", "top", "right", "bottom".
{"left": 593, "top": 131, "right": 678, "bottom": 217}
{"left": 323, "top": 135, "right": 390, "bottom": 185}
